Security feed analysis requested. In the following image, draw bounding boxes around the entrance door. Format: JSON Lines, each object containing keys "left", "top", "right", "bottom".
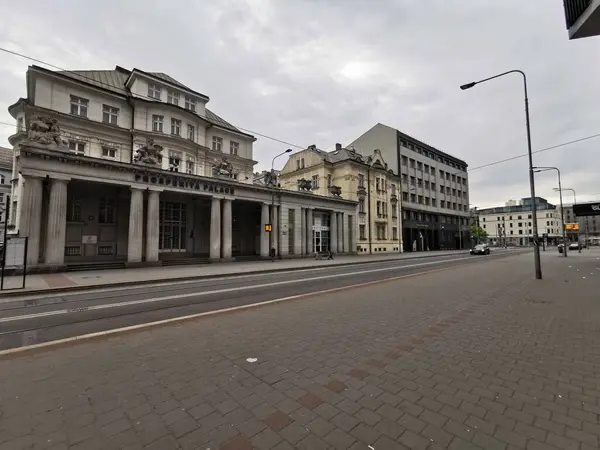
{"left": 313, "top": 230, "right": 322, "bottom": 253}
{"left": 159, "top": 202, "right": 187, "bottom": 252}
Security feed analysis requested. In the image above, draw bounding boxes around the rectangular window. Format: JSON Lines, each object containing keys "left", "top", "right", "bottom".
{"left": 441, "top": 200, "right": 446, "bottom": 208}
{"left": 230, "top": 141, "right": 239, "bottom": 155}
{"left": 186, "top": 158, "right": 194, "bottom": 174}
{"left": 402, "top": 174, "right": 408, "bottom": 183}
{"left": 410, "top": 193, "right": 416, "bottom": 203}
{"left": 167, "top": 91, "right": 180, "bottom": 105}
{"left": 431, "top": 199, "right": 437, "bottom": 207}
{"left": 418, "top": 195, "right": 423, "bottom": 204}
{"left": 410, "top": 159, "right": 416, "bottom": 168}
{"left": 296, "top": 160, "right": 300, "bottom": 170}
{"left": 431, "top": 182, "right": 436, "bottom": 191}
{"left": 185, "top": 96, "right": 196, "bottom": 112}
{"left": 212, "top": 136, "right": 223, "bottom": 152}
{"left": 440, "top": 185, "right": 444, "bottom": 193}
{"left": 359, "top": 225, "right": 366, "bottom": 240}
{"left": 327, "top": 174, "right": 332, "bottom": 187}
{"left": 358, "top": 173, "right": 365, "bottom": 187}
{"left": 311, "top": 175, "right": 319, "bottom": 189}
{"left": 68, "top": 141, "right": 85, "bottom": 155}
{"left": 391, "top": 184, "right": 396, "bottom": 196}
{"left": 301, "top": 158, "right": 305, "bottom": 168}
{"left": 452, "top": 188, "right": 456, "bottom": 196}
{"left": 68, "top": 201, "right": 82, "bottom": 222}
{"left": 417, "top": 162, "right": 423, "bottom": 170}
{"left": 98, "top": 198, "right": 115, "bottom": 224}
{"left": 148, "top": 83, "right": 161, "bottom": 100}
{"left": 402, "top": 192, "right": 408, "bottom": 202}
{"left": 101, "top": 147, "right": 117, "bottom": 159}
{"left": 452, "top": 174, "right": 456, "bottom": 182}
{"left": 401, "top": 156, "right": 408, "bottom": 166}
{"left": 446, "top": 173, "right": 450, "bottom": 180}
{"left": 70, "top": 95, "right": 88, "bottom": 117}
{"left": 358, "top": 198, "right": 365, "bottom": 213}
{"left": 425, "top": 197, "right": 430, "bottom": 206}
{"left": 171, "top": 118, "right": 181, "bottom": 136}
{"left": 169, "top": 151, "right": 182, "bottom": 172}
{"left": 187, "top": 124, "right": 195, "bottom": 141}
{"left": 392, "top": 227, "right": 398, "bottom": 240}
{"left": 376, "top": 178, "right": 380, "bottom": 191}
{"left": 152, "top": 115, "right": 164, "bottom": 132}
{"left": 410, "top": 176, "right": 415, "bottom": 186}
{"left": 102, "top": 105, "right": 118, "bottom": 125}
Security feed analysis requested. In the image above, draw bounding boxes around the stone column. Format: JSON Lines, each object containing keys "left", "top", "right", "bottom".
{"left": 306, "top": 208, "right": 313, "bottom": 254}
{"left": 343, "top": 212, "right": 350, "bottom": 253}
{"left": 222, "top": 199, "right": 232, "bottom": 259}
{"left": 145, "top": 190, "right": 160, "bottom": 262}
{"left": 127, "top": 187, "right": 144, "bottom": 263}
{"left": 44, "top": 178, "right": 69, "bottom": 266}
{"left": 330, "top": 211, "right": 338, "bottom": 253}
{"left": 300, "top": 207, "right": 306, "bottom": 256}
{"left": 294, "top": 207, "right": 303, "bottom": 256}
{"left": 338, "top": 212, "right": 344, "bottom": 253}
{"left": 272, "top": 205, "right": 279, "bottom": 255}
{"left": 260, "top": 202, "right": 269, "bottom": 257}
{"left": 349, "top": 215, "right": 357, "bottom": 252}
{"left": 19, "top": 176, "right": 43, "bottom": 266}
{"left": 210, "top": 197, "right": 221, "bottom": 260}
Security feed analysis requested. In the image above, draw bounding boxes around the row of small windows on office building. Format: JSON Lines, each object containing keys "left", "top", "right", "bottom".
{"left": 359, "top": 224, "right": 399, "bottom": 241}
{"left": 401, "top": 155, "right": 467, "bottom": 184}
{"left": 404, "top": 210, "right": 468, "bottom": 226}
{"left": 399, "top": 139, "right": 467, "bottom": 173}
{"left": 401, "top": 174, "right": 467, "bottom": 199}
{"left": 403, "top": 191, "right": 468, "bottom": 212}
{"left": 482, "top": 220, "right": 557, "bottom": 229}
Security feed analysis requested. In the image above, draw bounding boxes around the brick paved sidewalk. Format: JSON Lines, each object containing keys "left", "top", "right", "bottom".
{"left": 1, "top": 251, "right": 599, "bottom": 449}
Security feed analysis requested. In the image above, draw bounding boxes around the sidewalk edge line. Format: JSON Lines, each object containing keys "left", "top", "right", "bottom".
{"left": 0, "top": 264, "right": 457, "bottom": 358}
{"left": 0, "top": 252, "right": 473, "bottom": 298}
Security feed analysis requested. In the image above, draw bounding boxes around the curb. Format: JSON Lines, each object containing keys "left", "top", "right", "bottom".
{"left": 0, "top": 251, "right": 472, "bottom": 298}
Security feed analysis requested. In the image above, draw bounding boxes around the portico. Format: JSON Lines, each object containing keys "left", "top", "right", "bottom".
{"left": 14, "top": 143, "right": 357, "bottom": 270}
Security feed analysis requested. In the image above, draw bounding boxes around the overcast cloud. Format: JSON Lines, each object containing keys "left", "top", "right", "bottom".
{"left": 1, "top": 0, "right": 599, "bottom": 208}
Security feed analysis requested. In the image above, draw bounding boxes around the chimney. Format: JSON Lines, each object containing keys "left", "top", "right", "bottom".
{"left": 335, "top": 143, "right": 342, "bottom": 151}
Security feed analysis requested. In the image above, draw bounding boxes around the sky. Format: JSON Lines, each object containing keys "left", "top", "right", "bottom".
{"left": 0, "top": 0, "right": 599, "bottom": 208}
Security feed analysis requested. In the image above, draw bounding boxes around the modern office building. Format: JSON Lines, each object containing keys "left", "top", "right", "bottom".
{"left": 6, "top": 65, "right": 357, "bottom": 270}
{"left": 349, "top": 124, "right": 470, "bottom": 252}
{"left": 279, "top": 144, "right": 401, "bottom": 254}
{"left": 563, "top": 0, "right": 600, "bottom": 39}
{"left": 477, "top": 197, "right": 563, "bottom": 246}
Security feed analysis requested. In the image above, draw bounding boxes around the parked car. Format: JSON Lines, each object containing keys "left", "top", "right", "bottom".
{"left": 569, "top": 243, "right": 580, "bottom": 251}
{"left": 470, "top": 244, "right": 490, "bottom": 255}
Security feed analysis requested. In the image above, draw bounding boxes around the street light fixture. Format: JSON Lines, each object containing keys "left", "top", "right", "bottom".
{"left": 533, "top": 167, "right": 567, "bottom": 258}
{"left": 460, "top": 70, "right": 542, "bottom": 279}
{"left": 269, "top": 149, "right": 293, "bottom": 258}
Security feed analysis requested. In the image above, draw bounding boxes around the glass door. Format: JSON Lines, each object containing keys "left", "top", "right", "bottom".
{"left": 313, "top": 230, "right": 322, "bottom": 253}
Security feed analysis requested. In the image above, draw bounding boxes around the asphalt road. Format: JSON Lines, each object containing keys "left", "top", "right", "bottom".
{"left": 0, "top": 250, "right": 523, "bottom": 351}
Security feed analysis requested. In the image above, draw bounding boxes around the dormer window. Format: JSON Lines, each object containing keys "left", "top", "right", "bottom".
{"left": 167, "top": 91, "right": 180, "bottom": 105}
{"left": 185, "top": 96, "right": 196, "bottom": 112}
{"left": 148, "top": 83, "right": 161, "bottom": 100}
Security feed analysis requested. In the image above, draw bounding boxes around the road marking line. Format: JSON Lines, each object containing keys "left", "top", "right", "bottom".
{"left": 0, "top": 256, "right": 476, "bottom": 323}
{"left": 0, "top": 263, "right": 461, "bottom": 357}
{"left": 3, "top": 250, "right": 517, "bottom": 301}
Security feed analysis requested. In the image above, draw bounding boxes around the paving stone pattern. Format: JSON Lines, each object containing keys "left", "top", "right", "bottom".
{"left": 1, "top": 251, "right": 600, "bottom": 449}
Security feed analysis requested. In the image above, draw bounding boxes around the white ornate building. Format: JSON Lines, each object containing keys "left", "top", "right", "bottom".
{"left": 7, "top": 65, "right": 357, "bottom": 270}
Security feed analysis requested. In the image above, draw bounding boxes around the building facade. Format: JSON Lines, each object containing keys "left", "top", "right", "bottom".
{"left": 563, "top": 204, "right": 600, "bottom": 244}
{"left": 0, "top": 146, "right": 12, "bottom": 243}
{"left": 563, "top": 0, "right": 600, "bottom": 39}
{"left": 349, "top": 124, "right": 470, "bottom": 252}
{"left": 279, "top": 144, "right": 402, "bottom": 254}
{"left": 7, "top": 65, "right": 357, "bottom": 270}
{"left": 478, "top": 197, "right": 563, "bottom": 246}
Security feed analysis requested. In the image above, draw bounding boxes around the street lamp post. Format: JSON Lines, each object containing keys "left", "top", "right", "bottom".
{"left": 461, "top": 70, "right": 542, "bottom": 279}
{"left": 533, "top": 167, "right": 567, "bottom": 258}
{"left": 269, "top": 149, "right": 293, "bottom": 259}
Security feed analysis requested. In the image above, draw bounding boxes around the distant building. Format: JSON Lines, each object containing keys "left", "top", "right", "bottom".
{"left": 563, "top": 204, "right": 600, "bottom": 243}
{"left": 0, "top": 146, "right": 12, "bottom": 243}
{"left": 563, "top": 0, "right": 600, "bottom": 39}
{"left": 279, "top": 144, "right": 401, "bottom": 254}
{"left": 348, "top": 123, "right": 470, "bottom": 251}
{"left": 477, "top": 197, "right": 563, "bottom": 246}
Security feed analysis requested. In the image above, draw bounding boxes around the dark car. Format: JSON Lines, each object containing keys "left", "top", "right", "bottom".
{"left": 470, "top": 244, "right": 490, "bottom": 255}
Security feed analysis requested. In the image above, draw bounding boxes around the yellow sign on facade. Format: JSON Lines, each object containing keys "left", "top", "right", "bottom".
{"left": 264, "top": 224, "right": 272, "bottom": 232}
{"left": 565, "top": 223, "right": 580, "bottom": 231}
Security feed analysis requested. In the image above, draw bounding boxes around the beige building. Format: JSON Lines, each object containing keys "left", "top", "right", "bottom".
{"left": 279, "top": 144, "right": 402, "bottom": 254}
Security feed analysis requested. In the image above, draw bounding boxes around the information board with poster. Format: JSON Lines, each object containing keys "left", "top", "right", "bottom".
{"left": 1, "top": 236, "right": 28, "bottom": 290}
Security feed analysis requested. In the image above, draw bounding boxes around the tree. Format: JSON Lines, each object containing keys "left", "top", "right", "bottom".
{"left": 469, "top": 225, "right": 488, "bottom": 242}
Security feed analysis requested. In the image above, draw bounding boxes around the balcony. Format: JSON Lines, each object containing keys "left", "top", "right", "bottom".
{"left": 564, "top": 0, "right": 600, "bottom": 39}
